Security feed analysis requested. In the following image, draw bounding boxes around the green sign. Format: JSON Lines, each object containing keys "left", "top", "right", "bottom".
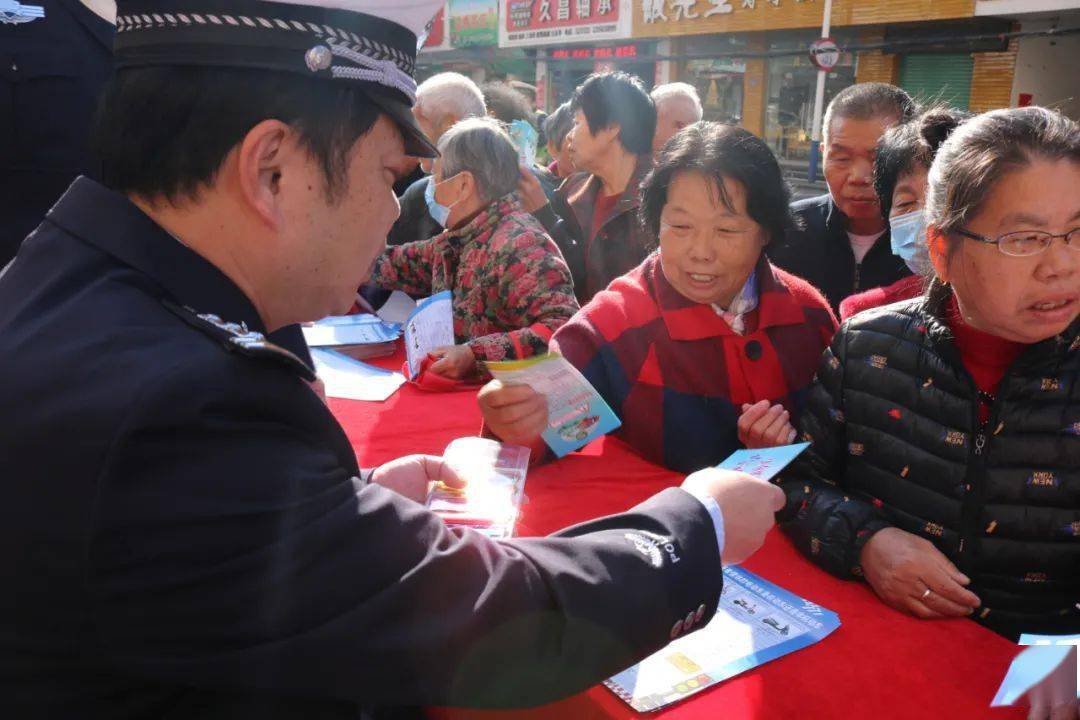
{"left": 450, "top": 0, "right": 498, "bottom": 47}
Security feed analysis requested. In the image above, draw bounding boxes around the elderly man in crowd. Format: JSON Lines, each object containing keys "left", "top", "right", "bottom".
{"left": 388, "top": 72, "right": 488, "bottom": 247}
{"left": 651, "top": 82, "right": 704, "bottom": 155}
{"left": 767, "top": 83, "right": 916, "bottom": 312}
{"left": 372, "top": 117, "right": 580, "bottom": 380}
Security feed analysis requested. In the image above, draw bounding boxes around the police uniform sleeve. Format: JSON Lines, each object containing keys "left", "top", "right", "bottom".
{"left": 89, "top": 358, "right": 722, "bottom": 708}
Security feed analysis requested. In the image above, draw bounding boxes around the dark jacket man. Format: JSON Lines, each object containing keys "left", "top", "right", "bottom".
{"left": 768, "top": 193, "right": 910, "bottom": 314}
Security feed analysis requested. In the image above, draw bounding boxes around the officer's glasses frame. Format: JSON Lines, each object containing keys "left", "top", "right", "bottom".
{"left": 954, "top": 227, "right": 1080, "bottom": 257}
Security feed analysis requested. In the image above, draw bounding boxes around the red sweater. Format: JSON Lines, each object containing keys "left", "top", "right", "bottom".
{"left": 944, "top": 295, "right": 1025, "bottom": 425}
{"left": 839, "top": 274, "right": 925, "bottom": 321}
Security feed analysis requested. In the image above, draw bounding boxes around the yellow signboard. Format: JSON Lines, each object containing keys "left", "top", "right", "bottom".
{"left": 632, "top": 0, "right": 975, "bottom": 38}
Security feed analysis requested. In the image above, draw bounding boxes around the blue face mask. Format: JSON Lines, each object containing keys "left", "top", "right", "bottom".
{"left": 424, "top": 174, "right": 459, "bottom": 228}
{"left": 889, "top": 209, "right": 932, "bottom": 275}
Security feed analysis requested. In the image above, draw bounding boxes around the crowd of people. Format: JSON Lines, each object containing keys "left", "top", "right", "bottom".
{"left": 384, "top": 69, "right": 1079, "bottom": 644}
{"left": 1, "top": 1, "right": 1077, "bottom": 718}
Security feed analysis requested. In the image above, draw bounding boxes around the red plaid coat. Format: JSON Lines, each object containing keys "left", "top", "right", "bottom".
{"left": 550, "top": 252, "right": 838, "bottom": 472}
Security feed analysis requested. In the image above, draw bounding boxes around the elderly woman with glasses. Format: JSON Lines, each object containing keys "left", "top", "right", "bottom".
{"left": 778, "top": 107, "right": 1080, "bottom": 644}
{"left": 478, "top": 123, "right": 838, "bottom": 473}
{"left": 371, "top": 117, "right": 579, "bottom": 380}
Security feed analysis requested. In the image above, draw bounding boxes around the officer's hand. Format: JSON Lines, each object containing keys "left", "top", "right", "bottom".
{"left": 517, "top": 166, "right": 550, "bottom": 214}
{"left": 859, "top": 527, "right": 981, "bottom": 619}
{"left": 738, "top": 400, "right": 797, "bottom": 448}
{"left": 478, "top": 379, "right": 548, "bottom": 447}
{"left": 370, "top": 454, "right": 466, "bottom": 504}
{"left": 428, "top": 345, "right": 476, "bottom": 379}
{"left": 681, "top": 469, "right": 785, "bottom": 565}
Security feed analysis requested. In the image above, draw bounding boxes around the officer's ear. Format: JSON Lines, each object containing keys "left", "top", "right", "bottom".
{"left": 235, "top": 119, "right": 291, "bottom": 228}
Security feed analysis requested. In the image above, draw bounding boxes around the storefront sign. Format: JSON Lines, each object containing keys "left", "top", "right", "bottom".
{"left": 632, "top": 0, "right": 976, "bottom": 38}
{"left": 809, "top": 37, "right": 840, "bottom": 70}
{"left": 450, "top": 0, "right": 499, "bottom": 47}
{"left": 499, "top": 0, "right": 632, "bottom": 48}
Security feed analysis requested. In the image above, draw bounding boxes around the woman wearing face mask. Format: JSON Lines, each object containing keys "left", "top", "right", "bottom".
{"left": 839, "top": 107, "right": 968, "bottom": 320}
{"left": 778, "top": 107, "right": 1080, "bottom": 645}
{"left": 371, "top": 117, "right": 579, "bottom": 380}
{"left": 478, "top": 123, "right": 838, "bottom": 473}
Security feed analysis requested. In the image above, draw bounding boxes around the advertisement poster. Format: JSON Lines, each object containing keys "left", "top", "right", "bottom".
{"left": 450, "top": 0, "right": 499, "bottom": 46}
{"left": 499, "top": 0, "right": 631, "bottom": 47}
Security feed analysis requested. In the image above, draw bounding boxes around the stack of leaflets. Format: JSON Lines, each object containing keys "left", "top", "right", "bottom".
{"left": 301, "top": 314, "right": 401, "bottom": 360}
{"left": 427, "top": 437, "right": 530, "bottom": 539}
{"left": 310, "top": 348, "right": 406, "bottom": 402}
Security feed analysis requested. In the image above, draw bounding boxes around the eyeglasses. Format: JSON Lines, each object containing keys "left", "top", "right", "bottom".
{"left": 955, "top": 227, "right": 1080, "bottom": 257}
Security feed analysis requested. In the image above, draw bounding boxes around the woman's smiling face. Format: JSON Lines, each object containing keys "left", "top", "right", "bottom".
{"left": 658, "top": 170, "right": 768, "bottom": 307}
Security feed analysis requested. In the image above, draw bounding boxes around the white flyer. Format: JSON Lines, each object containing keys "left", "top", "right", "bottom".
{"left": 311, "top": 348, "right": 406, "bottom": 402}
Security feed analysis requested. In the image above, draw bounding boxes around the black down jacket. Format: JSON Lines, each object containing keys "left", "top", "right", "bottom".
{"left": 778, "top": 287, "right": 1080, "bottom": 639}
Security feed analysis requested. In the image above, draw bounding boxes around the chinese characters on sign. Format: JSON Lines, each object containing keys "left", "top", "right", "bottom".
{"left": 500, "top": 0, "right": 631, "bottom": 47}
{"left": 642, "top": 0, "right": 806, "bottom": 24}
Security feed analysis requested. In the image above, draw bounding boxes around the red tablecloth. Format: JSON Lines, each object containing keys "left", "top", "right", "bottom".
{"left": 331, "top": 346, "right": 1026, "bottom": 720}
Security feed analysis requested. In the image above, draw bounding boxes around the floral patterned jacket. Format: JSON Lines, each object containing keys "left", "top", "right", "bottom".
{"left": 372, "top": 194, "right": 580, "bottom": 363}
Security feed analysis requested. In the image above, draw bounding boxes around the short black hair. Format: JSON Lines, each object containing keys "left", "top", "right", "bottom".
{"left": 92, "top": 66, "right": 381, "bottom": 203}
{"left": 481, "top": 81, "right": 536, "bottom": 127}
{"left": 874, "top": 106, "right": 968, "bottom": 218}
{"left": 640, "top": 122, "right": 796, "bottom": 246}
{"left": 571, "top": 72, "right": 656, "bottom": 156}
{"left": 824, "top": 82, "right": 917, "bottom": 141}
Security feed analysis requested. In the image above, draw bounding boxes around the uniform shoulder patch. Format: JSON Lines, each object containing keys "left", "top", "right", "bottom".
{"left": 163, "top": 300, "right": 316, "bottom": 382}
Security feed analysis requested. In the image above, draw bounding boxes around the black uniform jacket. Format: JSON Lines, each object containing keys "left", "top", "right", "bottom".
{"left": 0, "top": 178, "right": 723, "bottom": 719}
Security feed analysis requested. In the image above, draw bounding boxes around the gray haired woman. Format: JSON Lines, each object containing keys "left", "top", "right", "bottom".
{"left": 778, "top": 106, "right": 1080, "bottom": 647}
{"left": 371, "top": 117, "right": 579, "bottom": 380}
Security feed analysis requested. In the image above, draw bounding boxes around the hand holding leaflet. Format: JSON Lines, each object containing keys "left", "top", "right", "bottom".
{"left": 484, "top": 353, "right": 621, "bottom": 457}
{"left": 716, "top": 442, "right": 811, "bottom": 481}
{"left": 404, "top": 291, "right": 454, "bottom": 380}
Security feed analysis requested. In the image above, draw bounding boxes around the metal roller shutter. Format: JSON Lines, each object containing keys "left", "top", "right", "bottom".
{"left": 900, "top": 53, "right": 973, "bottom": 110}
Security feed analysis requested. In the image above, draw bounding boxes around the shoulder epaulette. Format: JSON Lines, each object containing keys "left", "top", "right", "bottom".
{"left": 162, "top": 299, "right": 316, "bottom": 382}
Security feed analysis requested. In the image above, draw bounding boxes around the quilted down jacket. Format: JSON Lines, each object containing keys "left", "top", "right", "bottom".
{"left": 778, "top": 285, "right": 1080, "bottom": 639}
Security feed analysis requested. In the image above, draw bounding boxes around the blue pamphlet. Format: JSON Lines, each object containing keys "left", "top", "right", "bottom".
{"left": 302, "top": 313, "right": 401, "bottom": 347}
{"left": 716, "top": 442, "right": 811, "bottom": 481}
{"left": 606, "top": 565, "right": 841, "bottom": 712}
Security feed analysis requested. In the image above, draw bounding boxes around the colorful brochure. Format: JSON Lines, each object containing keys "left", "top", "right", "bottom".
{"left": 427, "top": 437, "right": 530, "bottom": 539}
{"left": 404, "top": 290, "right": 454, "bottom": 380}
{"left": 484, "top": 352, "right": 621, "bottom": 457}
{"left": 716, "top": 442, "right": 811, "bottom": 481}
{"left": 605, "top": 565, "right": 841, "bottom": 712}
{"left": 310, "top": 348, "right": 405, "bottom": 402}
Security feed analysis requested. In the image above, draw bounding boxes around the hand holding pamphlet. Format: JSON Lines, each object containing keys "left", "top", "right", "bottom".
{"left": 404, "top": 291, "right": 454, "bottom": 380}
{"left": 484, "top": 353, "right": 621, "bottom": 457}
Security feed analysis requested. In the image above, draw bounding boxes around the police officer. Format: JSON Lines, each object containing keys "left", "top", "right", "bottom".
{"left": 0, "top": 2, "right": 784, "bottom": 717}
{"left": 0, "top": 0, "right": 114, "bottom": 267}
